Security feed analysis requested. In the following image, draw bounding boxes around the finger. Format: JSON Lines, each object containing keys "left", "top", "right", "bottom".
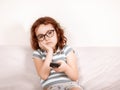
{"left": 57, "top": 60, "right": 64, "bottom": 64}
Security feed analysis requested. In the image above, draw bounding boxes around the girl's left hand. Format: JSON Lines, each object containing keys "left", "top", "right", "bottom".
{"left": 53, "top": 60, "right": 68, "bottom": 72}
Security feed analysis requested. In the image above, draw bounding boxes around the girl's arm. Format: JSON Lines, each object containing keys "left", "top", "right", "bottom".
{"left": 54, "top": 50, "right": 79, "bottom": 81}
{"left": 64, "top": 50, "right": 79, "bottom": 81}
{"left": 33, "top": 50, "right": 53, "bottom": 80}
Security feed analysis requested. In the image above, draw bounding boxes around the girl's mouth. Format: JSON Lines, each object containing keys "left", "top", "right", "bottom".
{"left": 46, "top": 42, "right": 52, "bottom": 44}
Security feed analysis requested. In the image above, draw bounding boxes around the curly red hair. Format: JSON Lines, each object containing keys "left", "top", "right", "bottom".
{"left": 30, "top": 16, "right": 67, "bottom": 50}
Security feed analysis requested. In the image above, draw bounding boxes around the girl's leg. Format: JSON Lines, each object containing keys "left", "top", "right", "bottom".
{"left": 65, "top": 82, "right": 83, "bottom": 90}
{"left": 70, "top": 87, "right": 82, "bottom": 90}
{"left": 44, "top": 83, "right": 64, "bottom": 90}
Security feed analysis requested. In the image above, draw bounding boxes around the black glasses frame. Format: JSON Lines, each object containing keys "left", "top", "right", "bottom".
{"left": 37, "top": 30, "right": 55, "bottom": 41}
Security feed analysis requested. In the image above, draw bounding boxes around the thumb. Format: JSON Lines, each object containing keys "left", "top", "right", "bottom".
{"left": 57, "top": 60, "right": 65, "bottom": 64}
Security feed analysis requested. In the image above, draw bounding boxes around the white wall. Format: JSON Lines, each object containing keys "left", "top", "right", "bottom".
{"left": 0, "top": 0, "right": 120, "bottom": 47}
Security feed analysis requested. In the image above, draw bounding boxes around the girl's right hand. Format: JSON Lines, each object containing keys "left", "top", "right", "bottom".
{"left": 39, "top": 43, "right": 53, "bottom": 53}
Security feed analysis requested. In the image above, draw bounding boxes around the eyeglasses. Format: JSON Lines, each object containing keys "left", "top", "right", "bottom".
{"left": 37, "top": 30, "right": 55, "bottom": 41}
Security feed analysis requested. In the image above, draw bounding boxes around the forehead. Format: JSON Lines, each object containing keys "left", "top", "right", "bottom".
{"left": 35, "top": 24, "right": 54, "bottom": 35}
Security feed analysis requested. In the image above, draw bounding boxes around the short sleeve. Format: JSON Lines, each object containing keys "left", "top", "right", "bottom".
{"left": 63, "top": 45, "right": 74, "bottom": 56}
{"left": 32, "top": 50, "right": 43, "bottom": 60}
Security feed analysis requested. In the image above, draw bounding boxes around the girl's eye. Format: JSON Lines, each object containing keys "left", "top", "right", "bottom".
{"left": 47, "top": 31, "right": 52, "bottom": 35}
{"left": 46, "top": 30, "right": 54, "bottom": 37}
{"left": 39, "top": 35, "right": 44, "bottom": 38}
{"left": 37, "top": 35, "right": 44, "bottom": 40}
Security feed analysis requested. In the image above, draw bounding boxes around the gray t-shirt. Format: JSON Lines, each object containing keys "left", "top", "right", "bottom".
{"left": 32, "top": 45, "right": 73, "bottom": 88}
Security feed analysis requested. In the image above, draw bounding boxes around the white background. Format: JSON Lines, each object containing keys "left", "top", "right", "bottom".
{"left": 0, "top": 0, "right": 120, "bottom": 47}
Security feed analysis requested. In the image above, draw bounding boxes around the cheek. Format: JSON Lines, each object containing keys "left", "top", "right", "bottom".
{"left": 38, "top": 42, "right": 44, "bottom": 47}
{"left": 38, "top": 42, "right": 42, "bottom": 47}
{"left": 54, "top": 33, "right": 58, "bottom": 41}
{"left": 53, "top": 35, "right": 58, "bottom": 43}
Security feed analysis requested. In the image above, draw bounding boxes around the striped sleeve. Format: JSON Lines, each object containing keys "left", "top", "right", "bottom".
{"left": 32, "top": 50, "right": 43, "bottom": 59}
{"left": 64, "top": 45, "right": 74, "bottom": 56}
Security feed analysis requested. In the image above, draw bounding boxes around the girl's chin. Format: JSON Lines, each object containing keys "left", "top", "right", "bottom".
{"left": 51, "top": 46, "right": 56, "bottom": 50}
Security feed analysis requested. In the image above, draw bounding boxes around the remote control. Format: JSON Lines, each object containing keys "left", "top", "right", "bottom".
{"left": 50, "top": 63, "right": 60, "bottom": 68}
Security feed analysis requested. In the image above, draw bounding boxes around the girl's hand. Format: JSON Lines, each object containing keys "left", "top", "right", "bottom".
{"left": 53, "top": 60, "right": 68, "bottom": 72}
{"left": 39, "top": 43, "right": 53, "bottom": 53}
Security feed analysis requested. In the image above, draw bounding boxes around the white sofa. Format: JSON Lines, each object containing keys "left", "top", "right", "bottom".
{"left": 0, "top": 46, "right": 120, "bottom": 90}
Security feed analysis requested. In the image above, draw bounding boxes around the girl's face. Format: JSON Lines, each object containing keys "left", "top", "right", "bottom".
{"left": 35, "top": 24, "right": 58, "bottom": 50}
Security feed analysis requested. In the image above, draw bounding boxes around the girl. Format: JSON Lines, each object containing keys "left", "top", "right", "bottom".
{"left": 30, "top": 16, "right": 83, "bottom": 90}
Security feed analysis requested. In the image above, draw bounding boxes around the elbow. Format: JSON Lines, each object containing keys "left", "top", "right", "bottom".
{"left": 38, "top": 73, "right": 49, "bottom": 80}
{"left": 71, "top": 74, "right": 79, "bottom": 81}
{"left": 41, "top": 75, "right": 49, "bottom": 80}
{"left": 72, "top": 76, "right": 79, "bottom": 81}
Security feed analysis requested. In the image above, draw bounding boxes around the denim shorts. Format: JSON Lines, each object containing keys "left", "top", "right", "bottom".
{"left": 44, "top": 82, "right": 83, "bottom": 90}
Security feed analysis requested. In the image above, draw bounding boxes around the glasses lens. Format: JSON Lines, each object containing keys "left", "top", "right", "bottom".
{"left": 37, "top": 35, "right": 44, "bottom": 41}
{"left": 46, "top": 30, "right": 54, "bottom": 38}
